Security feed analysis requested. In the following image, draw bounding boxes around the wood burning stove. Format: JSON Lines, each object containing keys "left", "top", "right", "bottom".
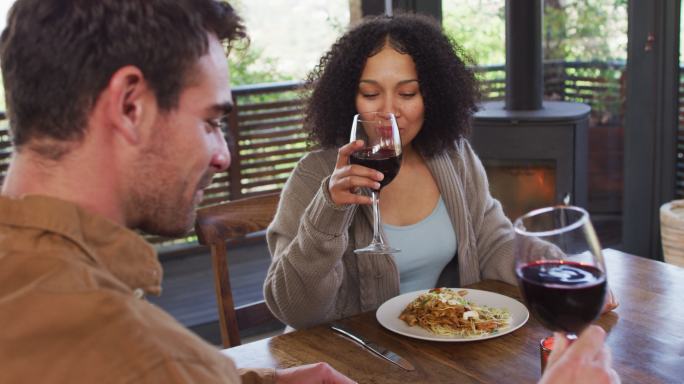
{"left": 470, "top": 0, "right": 590, "bottom": 220}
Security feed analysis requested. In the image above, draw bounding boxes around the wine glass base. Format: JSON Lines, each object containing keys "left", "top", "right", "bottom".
{"left": 354, "top": 244, "right": 400, "bottom": 254}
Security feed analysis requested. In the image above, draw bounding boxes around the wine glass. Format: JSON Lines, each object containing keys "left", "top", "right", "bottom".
{"left": 349, "top": 111, "right": 403, "bottom": 254}
{"left": 513, "top": 205, "right": 607, "bottom": 341}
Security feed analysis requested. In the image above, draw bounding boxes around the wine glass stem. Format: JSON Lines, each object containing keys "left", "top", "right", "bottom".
{"left": 370, "top": 191, "right": 385, "bottom": 246}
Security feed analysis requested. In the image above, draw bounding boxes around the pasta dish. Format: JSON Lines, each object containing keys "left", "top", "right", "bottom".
{"left": 399, "top": 288, "right": 510, "bottom": 337}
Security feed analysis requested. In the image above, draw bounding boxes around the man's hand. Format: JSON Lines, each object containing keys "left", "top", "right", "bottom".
{"left": 276, "top": 362, "right": 356, "bottom": 384}
{"left": 539, "top": 326, "right": 620, "bottom": 384}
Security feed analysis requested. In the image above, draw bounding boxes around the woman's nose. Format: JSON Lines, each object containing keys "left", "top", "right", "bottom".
{"left": 383, "top": 109, "right": 400, "bottom": 119}
{"left": 382, "top": 97, "right": 400, "bottom": 118}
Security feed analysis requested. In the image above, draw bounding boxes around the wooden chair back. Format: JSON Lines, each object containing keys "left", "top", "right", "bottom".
{"left": 195, "top": 192, "right": 281, "bottom": 347}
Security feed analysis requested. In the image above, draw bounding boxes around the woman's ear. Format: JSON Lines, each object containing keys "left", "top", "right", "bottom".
{"left": 102, "top": 65, "right": 153, "bottom": 145}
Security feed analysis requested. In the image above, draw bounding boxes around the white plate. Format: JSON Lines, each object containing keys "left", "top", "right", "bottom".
{"left": 376, "top": 288, "right": 529, "bottom": 342}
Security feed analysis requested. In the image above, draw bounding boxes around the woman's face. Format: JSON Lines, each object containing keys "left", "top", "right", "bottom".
{"left": 355, "top": 43, "right": 425, "bottom": 148}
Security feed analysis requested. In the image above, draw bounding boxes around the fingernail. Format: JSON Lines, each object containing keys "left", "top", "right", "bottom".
{"left": 377, "top": 172, "right": 384, "bottom": 180}
{"left": 374, "top": 182, "right": 381, "bottom": 189}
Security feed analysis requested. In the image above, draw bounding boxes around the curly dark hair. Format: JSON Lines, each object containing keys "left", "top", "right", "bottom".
{"left": 0, "top": 0, "right": 246, "bottom": 149}
{"left": 304, "top": 13, "right": 480, "bottom": 158}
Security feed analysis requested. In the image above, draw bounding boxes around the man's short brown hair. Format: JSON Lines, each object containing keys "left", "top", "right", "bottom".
{"left": 0, "top": 0, "right": 245, "bottom": 150}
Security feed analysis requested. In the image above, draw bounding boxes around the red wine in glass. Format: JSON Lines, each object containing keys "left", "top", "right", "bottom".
{"left": 349, "top": 148, "right": 402, "bottom": 189}
{"left": 513, "top": 205, "right": 608, "bottom": 340}
{"left": 517, "top": 260, "right": 607, "bottom": 334}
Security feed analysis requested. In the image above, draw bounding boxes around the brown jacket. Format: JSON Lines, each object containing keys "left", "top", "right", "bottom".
{"left": 0, "top": 195, "right": 274, "bottom": 383}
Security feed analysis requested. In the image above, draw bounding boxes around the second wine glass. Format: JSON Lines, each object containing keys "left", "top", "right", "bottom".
{"left": 513, "top": 205, "right": 607, "bottom": 340}
{"left": 349, "top": 112, "right": 402, "bottom": 254}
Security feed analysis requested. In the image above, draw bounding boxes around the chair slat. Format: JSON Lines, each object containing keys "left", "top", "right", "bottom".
{"left": 195, "top": 192, "right": 282, "bottom": 347}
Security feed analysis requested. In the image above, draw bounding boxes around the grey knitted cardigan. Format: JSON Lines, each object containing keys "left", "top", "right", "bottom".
{"left": 264, "top": 140, "right": 517, "bottom": 329}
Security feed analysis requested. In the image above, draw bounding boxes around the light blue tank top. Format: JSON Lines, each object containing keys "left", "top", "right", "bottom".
{"left": 383, "top": 197, "right": 457, "bottom": 294}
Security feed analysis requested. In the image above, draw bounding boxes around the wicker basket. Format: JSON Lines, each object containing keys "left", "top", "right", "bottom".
{"left": 660, "top": 200, "right": 684, "bottom": 267}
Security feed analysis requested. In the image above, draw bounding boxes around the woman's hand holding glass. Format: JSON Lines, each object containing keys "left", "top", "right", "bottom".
{"left": 328, "top": 140, "right": 384, "bottom": 206}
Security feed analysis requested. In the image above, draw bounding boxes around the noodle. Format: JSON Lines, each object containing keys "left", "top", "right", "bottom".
{"left": 399, "top": 288, "right": 510, "bottom": 337}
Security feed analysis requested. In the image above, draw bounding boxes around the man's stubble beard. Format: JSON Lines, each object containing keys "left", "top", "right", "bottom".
{"left": 130, "top": 171, "right": 196, "bottom": 238}
{"left": 126, "top": 139, "right": 200, "bottom": 238}
{"left": 133, "top": 165, "right": 216, "bottom": 238}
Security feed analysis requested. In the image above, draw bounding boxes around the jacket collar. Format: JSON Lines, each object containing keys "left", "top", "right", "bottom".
{"left": 0, "top": 195, "right": 162, "bottom": 295}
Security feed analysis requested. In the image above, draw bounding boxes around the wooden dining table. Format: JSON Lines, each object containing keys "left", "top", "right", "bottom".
{"left": 221, "top": 249, "right": 684, "bottom": 383}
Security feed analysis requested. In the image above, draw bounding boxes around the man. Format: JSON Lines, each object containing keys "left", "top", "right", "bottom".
{"left": 0, "top": 0, "right": 618, "bottom": 383}
{"left": 0, "top": 0, "right": 352, "bottom": 382}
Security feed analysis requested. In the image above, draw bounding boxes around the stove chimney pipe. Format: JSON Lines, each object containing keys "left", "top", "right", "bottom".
{"left": 505, "top": 0, "right": 543, "bottom": 110}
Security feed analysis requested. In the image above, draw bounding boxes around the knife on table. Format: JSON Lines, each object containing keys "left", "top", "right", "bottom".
{"left": 330, "top": 323, "right": 416, "bottom": 371}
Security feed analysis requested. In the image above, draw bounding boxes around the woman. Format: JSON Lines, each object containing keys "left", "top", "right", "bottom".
{"left": 264, "top": 14, "right": 614, "bottom": 329}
